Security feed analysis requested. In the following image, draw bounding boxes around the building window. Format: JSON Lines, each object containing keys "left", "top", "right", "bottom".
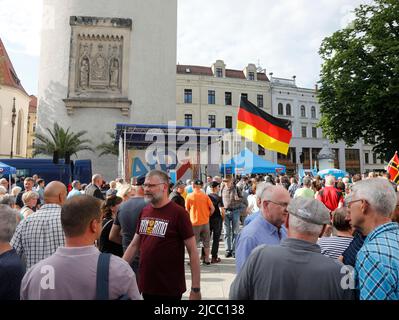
{"left": 286, "top": 104, "right": 291, "bottom": 116}
{"left": 278, "top": 103, "right": 283, "bottom": 115}
{"left": 225, "top": 92, "right": 232, "bottom": 105}
{"left": 241, "top": 93, "right": 248, "bottom": 100}
{"left": 301, "top": 126, "right": 307, "bottom": 138}
{"left": 208, "top": 115, "right": 216, "bottom": 128}
{"left": 248, "top": 72, "right": 255, "bottom": 80}
{"left": 311, "top": 106, "right": 316, "bottom": 118}
{"left": 208, "top": 90, "right": 215, "bottom": 104}
{"left": 312, "top": 127, "right": 317, "bottom": 138}
{"left": 301, "top": 105, "right": 306, "bottom": 118}
{"left": 33, "top": 123, "right": 36, "bottom": 132}
{"left": 184, "top": 114, "right": 192, "bottom": 127}
{"left": 216, "top": 67, "right": 223, "bottom": 78}
{"left": 258, "top": 145, "right": 265, "bottom": 155}
{"left": 184, "top": 89, "right": 192, "bottom": 104}
{"left": 373, "top": 153, "right": 377, "bottom": 164}
{"left": 222, "top": 141, "right": 230, "bottom": 154}
{"left": 365, "top": 153, "right": 369, "bottom": 164}
{"left": 225, "top": 116, "right": 232, "bottom": 129}
{"left": 257, "top": 94, "right": 264, "bottom": 108}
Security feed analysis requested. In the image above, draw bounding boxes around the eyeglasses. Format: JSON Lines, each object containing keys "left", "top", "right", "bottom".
{"left": 346, "top": 199, "right": 364, "bottom": 209}
{"left": 266, "top": 200, "right": 289, "bottom": 209}
{"left": 143, "top": 183, "right": 165, "bottom": 188}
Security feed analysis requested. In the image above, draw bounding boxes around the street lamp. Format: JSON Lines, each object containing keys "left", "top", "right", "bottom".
{"left": 10, "top": 97, "right": 17, "bottom": 158}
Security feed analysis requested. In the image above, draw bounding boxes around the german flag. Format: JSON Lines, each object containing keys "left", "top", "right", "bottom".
{"left": 387, "top": 151, "right": 399, "bottom": 183}
{"left": 237, "top": 98, "right": 292, "bottom": 155}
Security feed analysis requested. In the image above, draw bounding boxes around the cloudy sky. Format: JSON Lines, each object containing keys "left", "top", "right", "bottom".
{"left": 1, "top": 0, "right": 372, "bottom": 95}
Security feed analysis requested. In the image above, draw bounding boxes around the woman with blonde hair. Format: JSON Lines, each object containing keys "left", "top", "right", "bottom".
{"left": 116, "top": 183, "right": 134, "bottom": 202}
{"left": 19, "top": 191, "right": 39, "bottom": 220}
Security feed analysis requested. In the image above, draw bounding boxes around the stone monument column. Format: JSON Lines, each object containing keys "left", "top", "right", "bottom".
{"left": 317, "top": 141, "right": 335, "bottom": 171}
{"left": 37, "top": 0, "right": 177, "bottom": 180}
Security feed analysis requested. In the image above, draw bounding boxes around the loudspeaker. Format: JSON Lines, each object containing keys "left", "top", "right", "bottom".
{"left": 53, "top": 150, "right": 59, "bottom": 164}
{"left": 65, "top": 151, "right": 71, "bottom": 165}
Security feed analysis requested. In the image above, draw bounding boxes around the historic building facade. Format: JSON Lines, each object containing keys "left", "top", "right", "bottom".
{"left": 269, "top": 76, "right": 385, "bottom": 174}
{"left": 37, "top": 0, "right": 177, "bottom": 180}
{"left": 0, "top": 38, "right": 30, "bottom": 159}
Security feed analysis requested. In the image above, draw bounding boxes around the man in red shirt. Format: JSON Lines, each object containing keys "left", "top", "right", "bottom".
{"left": 123, "top": 170, "right": 201, "bottom": 301}
{"left": 317, "top": 175, "right": 344, "bottom": 212}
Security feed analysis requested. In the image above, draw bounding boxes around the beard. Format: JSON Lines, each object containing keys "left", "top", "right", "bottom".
{"left": 144, "top": 192, "right": 163, "bottom": 205}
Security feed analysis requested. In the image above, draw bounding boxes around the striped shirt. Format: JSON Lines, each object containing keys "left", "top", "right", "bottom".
{"left": 317, "top": 236, "right": 353, "bottom": 260}
{"left": 11, "top": 204, "right": 65, "bottom": 269}
{"left": 355, "top": 222, "right": 399, "bottom": 300}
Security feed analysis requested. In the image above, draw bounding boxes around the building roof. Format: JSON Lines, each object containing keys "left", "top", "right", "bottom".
{"left": 29, "top": 95, "right": 37, "bottom": 113}
{"left": 177, "top": 64, "right": 269, "bottom": 82}
{"left": 0, "top": 38, "right": 28, "bottom": 95}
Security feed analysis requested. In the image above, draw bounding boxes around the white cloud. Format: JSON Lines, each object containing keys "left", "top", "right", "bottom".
{"left": 0, "top": 0, "right": 43, "bottom": 56}
{"left": 177, "top": 0, "right": 372, "bottom": 88}
{"left": 1, "top": 0, "right": 373, "bottom": 93}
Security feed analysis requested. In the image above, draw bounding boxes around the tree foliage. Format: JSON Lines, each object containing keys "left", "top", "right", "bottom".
{"left": 96, "top": 132, "right": 118, "bottom": 157}
{"left": 318, "top": 0, "right": 399, "bottom": 158}
{"left": 33, "top": 122, "right": 94, "bottom": 158}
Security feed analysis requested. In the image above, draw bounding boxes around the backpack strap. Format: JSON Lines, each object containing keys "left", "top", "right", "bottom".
{"left": 96, "top": 253, "right": 111, "bottom": 300}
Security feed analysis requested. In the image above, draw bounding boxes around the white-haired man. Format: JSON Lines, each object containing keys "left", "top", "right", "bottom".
{"left": 230, "top": 197, "right": 355, "bottom": 300}
{"left": 85, "top": 174, "right": 105, "bottom": 200}
{"left": 235, "top": 185, "right": 289, "bottom": 273}
{"left": 347, "top": 178, "right": 399, "bottom": 300}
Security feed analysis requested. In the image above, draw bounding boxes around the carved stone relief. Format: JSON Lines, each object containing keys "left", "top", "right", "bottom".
{"left": 65, "top": 16, "right": 132, "bottom": 115}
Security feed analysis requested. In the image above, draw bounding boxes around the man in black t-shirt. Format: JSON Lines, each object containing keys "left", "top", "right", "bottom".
{"left": 169, "top": 180, "right": 186, "bottom": 208}
{"left": 208, "top": 181, "right": 224, "bottom": 263}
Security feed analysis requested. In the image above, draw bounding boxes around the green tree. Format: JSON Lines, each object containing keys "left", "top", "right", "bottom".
{"left": 33, "top": 122, "right": 94, "bottom": 158}
{"left": 96, "top": 132, "right": 118, "bottom": 157}
{"left": 318, "top": 0, "right": 399, "bottom": 159}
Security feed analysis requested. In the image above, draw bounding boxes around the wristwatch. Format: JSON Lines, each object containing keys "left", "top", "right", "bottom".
{"left": 191, "top": 287, "right": 201, "bottom": 293}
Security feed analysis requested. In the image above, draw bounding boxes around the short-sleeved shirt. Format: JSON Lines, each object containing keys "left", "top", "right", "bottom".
{"left": 136, "top": 201, "right": 194, "bottom": 296}
{"left": 294, "top": 187, "right": 315, "bottom": 199}
{"left": 355, "top": 222, "right": 399, "bottom": 300}
{"left": 317, "top": 236, "right": 353, "bottom": 260}
{"left": 208, "top": 193, "right": 223, "bottom": 220}
{"left": 0, "top": 249, "right": 25, "bottom": 300}
{"left": 20, "top": 246, "right": 142, "bottom": 300}
{"left": 316, "top": 186, "right": 343, "bottom": 212}
{"left": 185, "top": 190, "right": 213, "bottom": 226}
{"left": 114, "top": 197, "right": 147, "bottom": 252}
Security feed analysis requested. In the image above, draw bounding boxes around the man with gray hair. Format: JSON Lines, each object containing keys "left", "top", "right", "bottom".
{"left": 230, "top": 197, "right": 355, "bottom": 300}
{"left": 67, "top": 180, "right": 81, "bottom": 199}
{"left": 317, "top": 175, "right": 344, "bottom": 212}
{"left": 347, "top": 178, "right": 399, "bottom": 300}
{"left": 235, "top": 185, "right": 289, "bottom": 273}
{"left": 243, "top": 182, "right": 273, "bottom": 226}
{"left": 85, "top": 174, "right": 105, "bottom": 200}
{"left": 0, "top": 205, "right": 25, "bottom": 300}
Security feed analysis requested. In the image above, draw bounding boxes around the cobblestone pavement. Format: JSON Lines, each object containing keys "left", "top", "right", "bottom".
{"left": 182, "top": 240, "right": 237, "bottom": 300}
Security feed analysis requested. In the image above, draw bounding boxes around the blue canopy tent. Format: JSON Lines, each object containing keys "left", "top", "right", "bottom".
{"left": 220, "top": 148, "right": 286, "bottom": 175}
{"left": 0, "top": 161, "right": 16, "bottom": 193}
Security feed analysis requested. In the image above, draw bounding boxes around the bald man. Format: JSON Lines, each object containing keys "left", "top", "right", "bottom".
{"left": 11, "top": 181, "right": 68, "bottom": 269}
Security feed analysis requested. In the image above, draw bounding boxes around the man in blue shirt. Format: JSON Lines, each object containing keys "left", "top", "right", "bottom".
{"left": 348, "top": 178, "right": 399, "bottom": 300}
{"left": 235, "top": 185, "right": 290, "bottom": 273}
{"left": 243, "top": 183, "right": 273, "bottom": 226}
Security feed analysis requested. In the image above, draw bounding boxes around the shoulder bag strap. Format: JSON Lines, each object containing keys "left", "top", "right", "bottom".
{"left": 96, "top": 252, "right": 111, "bottom": 300}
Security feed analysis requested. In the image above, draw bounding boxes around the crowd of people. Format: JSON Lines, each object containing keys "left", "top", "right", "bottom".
{"left": 0, "top": 169, "right": 398, "bottom": 300}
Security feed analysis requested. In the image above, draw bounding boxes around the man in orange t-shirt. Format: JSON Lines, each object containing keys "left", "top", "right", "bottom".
{"left": 186, "top": 180, "right": 215, "bottom": 265}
